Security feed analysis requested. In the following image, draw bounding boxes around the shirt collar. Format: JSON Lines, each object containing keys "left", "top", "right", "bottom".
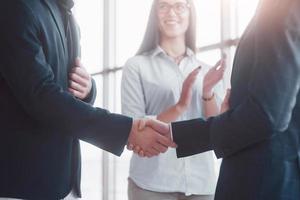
{"left": 150, "top": 46, "right": 195, "bottom": 58}
{"left": 186, "top": 48, "right": 194, "bottom": 57}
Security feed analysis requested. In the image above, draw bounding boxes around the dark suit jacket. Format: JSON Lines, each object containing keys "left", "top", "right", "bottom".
{"left": 0, "top": 0, "right": 132, "bottom": 199}
{"left": 172, "top": 0, "right": 300, "bottom": 199}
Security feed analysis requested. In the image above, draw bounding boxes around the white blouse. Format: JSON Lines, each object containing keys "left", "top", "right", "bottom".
{"left": 121, "top": 46, "right": 222, "bottom": 195}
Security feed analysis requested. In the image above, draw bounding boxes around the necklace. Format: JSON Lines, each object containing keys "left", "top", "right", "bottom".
{"left": 167, "top": 52, "right": 186, "bottom": 64}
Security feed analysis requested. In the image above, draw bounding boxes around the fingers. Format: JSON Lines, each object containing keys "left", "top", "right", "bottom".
{"left": 68, "top": 58, "right": 92, "bottom": 100}
{"left": 138, "top": 118, "right": 147, "bottom": 131}
{"left": 156, "top": 133, "right": 177, "bottom": 148}
{"left": 127, "top": 143, "right": 134, "bottom": 151}
{"left": 219, "top": 60, "right": 226, "bottom": 72}
{"left": 215, "top": 58, "right": 227, "bottom": 73}
{"left": 145, "top": 151, "right": 153, "bottom": 158}
{"left": 151, "top": 122, "right": 178, "bottom": 148}
{"left": 70, "top": 58, "right": 91, "bottom": 86}
{"left": 71, "top": 67, "right": 90, "bottom": 80}
{"left": 134, "top": 147, "right": 148, "bottom": 158}
{"left": 179, "top": 67, "right": 199, "bottom": 109}
{"left": 138, "top": 150, "right": 145, "bottom": 157}
{"left": 213, "top": 59, "right": 222, "bottom": 69}
{"left": 147, "top": 148, "right": 160, "bottom": 156}
{"left": 214, "top": 58, "right": 224, "bottom": 68}
{"left": 132, "top": 147, "right": 165, "bottom": 158}
{"left": 133, "top": 146, "right": 141, "bottom": 154}
{"left": 131, "top": 139, "right": 169, "bottom": 155}
{"left": 69, "top": 72, "right": 89, "bottom": 87}
{"left": 190, "top": 66, "right": 201, "bottom": 76}
{"left": 68, "top": 81, "right": 87, "bottom": 99}
{"left": 154, "top": 143, "right": 168, "bottom": 153}
{"left": 69, "top": 80, "right": 85, "bottom": 93}
{"left": 68, "top": 88, "right": 85, "bottom": 99}
{"left": 131, "top": 145, "right": 172, "bottom": 159}
{"left": 75, "top": 57, "right": 82, "bottom": 67}
{"left": 214, "top": 61, "right": 225, "bottom": 72}
{"left": 185, "top": 67, "right": 200, "bottom": 85}
{"left": 133, "top": 146, "right": 149, "bottom": 158}
{"left": 128, "top": 120, "right": 176, "bottom": 158}
{"left": 145, "top": 119, "right": 170, "bottom": 135}
{"left": 137, "top": 149, "right": 159, "bottom": 158}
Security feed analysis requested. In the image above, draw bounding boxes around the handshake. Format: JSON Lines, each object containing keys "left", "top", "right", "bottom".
{"left": 127, "top": 119, "right": 177, "bottom": 158}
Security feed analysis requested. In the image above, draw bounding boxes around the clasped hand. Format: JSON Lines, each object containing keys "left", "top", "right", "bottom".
{"left": 127, "top": 119, "right": 177, "bottom": 158}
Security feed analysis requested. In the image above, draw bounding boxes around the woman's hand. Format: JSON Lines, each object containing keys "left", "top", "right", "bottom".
{"left": 203, "top": 59, "right": 226, "bottom": 98}
{"left": 177, "top": 67, "right": 201, "bottom": 111}
{"left": 221, "top": 89, "right": 231, "bottom": 113}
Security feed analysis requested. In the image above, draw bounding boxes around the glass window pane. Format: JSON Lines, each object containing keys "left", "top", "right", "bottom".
{"left": 93, "top": 75, "right": 104, "bottom": 108}
{"left": 108, "top": 72, "right": 116, "bottom": 111}
{"left": 235, "top": 0, "right": 259, "bottom": 36}
{"left": 74, "top": 0, "right": 103, "bottom": 74}
{"left": 80, "top": 142, "right": 103, "bottom": 199}
{"left": 115, "top": 70, "right": 122, "bottom": 114}
{"left": 116, "top": 0, "right": 153, "bottom": 66}
{"left": 223, "top": 46, "right": 237, "bottom": 89}
{"left": 80, "top": 74, "right": 103, "bottom": 200}
{"left": 105, "top": 70, "right": 122, "bottom": 113}
{"left": 74, "top": 0, "right": 105, "bottom": 197}
{"left": 115, "top": 150, "right": 132, "bottom": 200}
{"left": 197, "top": 49, "right": 221, "bottom": 66}
{"left": 195, "top": 0, "right": 221, "bottom": 47}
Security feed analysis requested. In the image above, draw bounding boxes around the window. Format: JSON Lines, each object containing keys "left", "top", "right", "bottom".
{"left": 74, "top": 1, "right": 103, "bottom": 199}
{"left": 196, "top": 0, "right": 221, "bottom": 47}
{"left": 74, "top": 0, "right": 259, "bottom": 199}
{"left": 116, "top": 0, "right": 153, "bottom": 66}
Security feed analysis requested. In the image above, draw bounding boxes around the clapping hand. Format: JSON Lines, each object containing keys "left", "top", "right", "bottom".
{"left": 203, "top": 59, "right": 226, "bottom": 98}
{"left": 177, "top": 66, "right": 201, "bottom": 110}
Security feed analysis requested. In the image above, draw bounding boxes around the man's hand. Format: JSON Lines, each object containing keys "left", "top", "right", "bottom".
{"left": 68, "top": 58, "right": 92, "bottom": 100}
{"left": 127, "top": 119, "right": 176, "bottom": 158}
{"left": 128, "top": 119, "right": 176, "bottom": 157}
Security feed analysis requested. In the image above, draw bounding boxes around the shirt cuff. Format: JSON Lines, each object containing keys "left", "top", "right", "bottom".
{"left": 145, "top": 115, "right": 157, "bottom": 120}
{"left": 169, "top": 123, "right": 173, "bottom": 141}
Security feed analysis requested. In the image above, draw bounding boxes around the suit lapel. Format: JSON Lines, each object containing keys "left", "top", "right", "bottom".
{"left": 42, "top": 0, "right": 67, "bottom": 53}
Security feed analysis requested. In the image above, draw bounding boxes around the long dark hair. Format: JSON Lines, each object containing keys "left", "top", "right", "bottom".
{"left": 136, "top": 0, "right": 197, "bottom": 55}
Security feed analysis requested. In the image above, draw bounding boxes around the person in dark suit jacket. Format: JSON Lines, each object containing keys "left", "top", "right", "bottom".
{"left": 0, "top": 0, "right": 176, "bottom": 199}
{"left": 139, "top": 0, "right": 300, "bottom": 199}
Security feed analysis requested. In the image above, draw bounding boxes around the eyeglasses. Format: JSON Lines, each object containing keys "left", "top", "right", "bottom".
{"left": 157, "top": 2, "right": 190, "bottom": 15}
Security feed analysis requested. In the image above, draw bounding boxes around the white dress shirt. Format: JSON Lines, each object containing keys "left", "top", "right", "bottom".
{"left": 121, "top": 46, "right": 222, "bottom": 196}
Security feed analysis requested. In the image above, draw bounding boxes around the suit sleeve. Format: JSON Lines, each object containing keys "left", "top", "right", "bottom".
{"left": 0, "top": 1, "right": 132, "bottom": 156}
{"left": 173, "top": 1, "right": 300, "bottom": 158}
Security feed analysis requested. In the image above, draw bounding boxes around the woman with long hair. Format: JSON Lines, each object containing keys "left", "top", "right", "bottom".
{"left": 121, "top": 0, "right": 229, "bottom": 199}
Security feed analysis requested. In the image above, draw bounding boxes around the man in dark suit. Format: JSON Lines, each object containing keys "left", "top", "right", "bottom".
{"left": 141, "top": 0, "right": 300, "bottom": 199}
{"left": 0, "top": 0, "right": 176, "bottom": 199}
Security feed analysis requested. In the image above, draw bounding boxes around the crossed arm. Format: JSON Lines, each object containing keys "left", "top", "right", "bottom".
{"left": 0, "top": 1, "right": 175, "bottom": 157}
